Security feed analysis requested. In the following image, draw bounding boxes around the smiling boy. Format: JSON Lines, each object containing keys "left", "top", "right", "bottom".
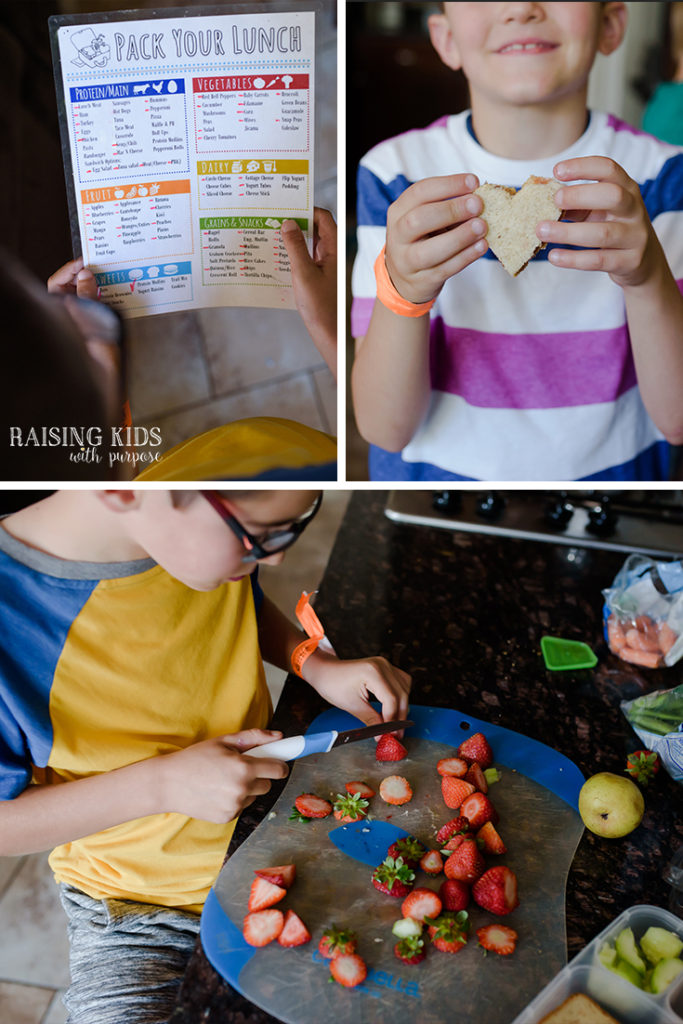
{"left": 0, "top": 489, "right": 410, "bottom": 1023}
{"left": 351, "top": 2, "right": 683, "bottom": 481}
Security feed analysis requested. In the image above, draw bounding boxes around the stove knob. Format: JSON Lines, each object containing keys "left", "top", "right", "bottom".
{"left": 544, "top": 494, "right": 574, "bottom": 530}
{"left": 475, "top": 491, "right": 505, "bottom": 520}
{"left": 586, "top": 496, "right": 618, "bottom": 537}
{"left": 432, "top": 491, "right": 462, "bottom": 514}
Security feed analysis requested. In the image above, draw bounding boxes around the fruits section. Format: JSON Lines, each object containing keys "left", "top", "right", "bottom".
{"left": 204, "top": 707, "right": 585, "bottom": 1024}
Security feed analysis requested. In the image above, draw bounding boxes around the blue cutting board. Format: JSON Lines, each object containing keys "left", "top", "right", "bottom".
{"left": 201, "top": 705, "right": 585, "bottom": 1024}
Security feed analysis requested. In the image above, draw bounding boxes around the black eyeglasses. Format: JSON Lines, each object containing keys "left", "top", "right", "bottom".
{"left": 201, "top": 491, "right": 322, "bottom": 562}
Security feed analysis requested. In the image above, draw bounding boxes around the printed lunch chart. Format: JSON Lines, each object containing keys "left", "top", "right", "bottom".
{"left": 50, "top": 7, "right": 315, "bottom": 316}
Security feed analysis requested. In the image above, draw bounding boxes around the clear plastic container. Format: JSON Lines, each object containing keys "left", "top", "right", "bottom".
{"left": 512, "top": 905, "right": 683, "bottom": 1023}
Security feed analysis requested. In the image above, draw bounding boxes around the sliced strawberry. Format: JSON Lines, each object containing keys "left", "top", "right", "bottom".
{"left": 345, "top": 780, "right": 376, "bottom": 799}
{"left": 465, "top": 761, "right": 488, "bottom": 793}
{"left": 477, "top": 821, "right": 507, "bottom": 855}
{"left": 401, "top": 886, "right": 443, "bottom": 923}
{"left": 428, "top": 911, "right": 470, "bottom": 954}
{"left": 278, "top": 909, "right": 311, "bottom": 947}
{"left": 292, "top": 793, "right": 332, "bottom": 820}
{"left": 441, "top": 776, "right": 476, "bottom": 810}
{"left": 472, "top": 866, "right": 519, "bottom": 916}
{"left": 394, "top": 936, "right": 426, "bottom": 964}
{"left": 372, "top": 855, "right": 415, "bottom": 898}
{"left": 379, "top": 774, "right": 413, "bottom": 805}
{"left": 439, "top": 878, "right": 470, "bottom": 913}
{"left": 443, "top": 838, "right": 485, "bottom": 883}
{"left": 329, "top": 953, "right": 367, "bottom": 988}
{"left": 477, "top": 924, "right": 518, "bottom": 956}
{"left": 333, "top": 791, "right": 369, "bottom": 823}
{"left": 419, "top": 849, "right": 443, "bottom": 876}
{"left": 376, "top": 733, "right": 407, "bottom": 762}
{"left": 460, "top": 792, "right": 497, "bottom": 830}
{"left": 254, "top": 864, "right": 296, "bottom": 889}
{"left": 387, "top": 836, "right": 426, "bottom": 868}
{"left": 247, "top": 876, "right": 287, "bottom": 912}
{"left": 458, "top": 732, "right": 493, "bottom": 769}
{"left": 318, "top": 925, "right": 358, "bottom": 959}
{"left": 436, "top": 757, "right": 469, "bottom": 777}
{"left": 436, "top": 816, "right": 470, "bottom": 845}
{"left": 243, "top": 908, "right": 284, "bottom": 947}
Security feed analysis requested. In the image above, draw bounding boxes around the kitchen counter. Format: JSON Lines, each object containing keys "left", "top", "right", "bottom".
{"left": 171, "top": 491, "right": 682, "bottom": 1023}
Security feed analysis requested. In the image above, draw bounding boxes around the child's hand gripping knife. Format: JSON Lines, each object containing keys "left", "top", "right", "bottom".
{"left": 157, "top": 729, "right": 290, "bottom": 824}
{"left": 538, "top": 156, "right": 683, "bottom": 445}
{"left": 352, "top": 173, "right": 488, "bottom": 452}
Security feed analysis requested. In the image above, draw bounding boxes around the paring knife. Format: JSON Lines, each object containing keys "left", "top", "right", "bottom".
{"left": 243, "top": 719, "right": 414, "bottom": 761}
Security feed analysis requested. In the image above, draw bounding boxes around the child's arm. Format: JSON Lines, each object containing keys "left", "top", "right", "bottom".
{"left": 281, "top": 208, "right": 337, "bottom": 377}
{"left": 538, "top": 156, "right": 683, "bottom": 445}
{"left": 257, "top": 596, "right": 411, "bottom": 727}
{"left": 351, "top": 173, "right": 487, "bottom": 451}
{"left": 0, "top": 729, "right": 289, "bottom": 856}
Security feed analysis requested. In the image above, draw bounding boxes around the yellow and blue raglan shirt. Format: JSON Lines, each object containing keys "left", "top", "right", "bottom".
{"left": 0, "top": 525, "right": 271, "bottom": 911}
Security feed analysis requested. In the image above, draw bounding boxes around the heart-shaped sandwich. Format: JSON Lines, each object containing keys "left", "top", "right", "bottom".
{"left": 475, "top": 175, "right": 562, "bottom": 277}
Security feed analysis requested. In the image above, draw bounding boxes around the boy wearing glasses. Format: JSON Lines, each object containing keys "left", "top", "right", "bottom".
{"left": 0, "top": 489, "right": 410, "bottom": 1023}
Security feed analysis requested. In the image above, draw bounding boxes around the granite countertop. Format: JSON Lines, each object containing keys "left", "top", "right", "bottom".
{"left": 172, "top": 491, "right": 683, "bottom": 1022}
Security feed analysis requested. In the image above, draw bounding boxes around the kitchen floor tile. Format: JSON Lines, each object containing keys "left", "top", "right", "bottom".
{"left": 0, "top": 982, "right": 54, "bottom": 1024}
{"left": 312, "top": 366, "right": 337, "bottom": 434}
{"left": 0, "top": 853, "right": 69, "bottom": 989}
{"left": 42, "top": 991, "right": 67, "bottom": 1024}
{"left": 144, "top": 373, "right": 333, "bottom": 455}
{"left": 126, "top": 311, "right": 212, "bottom": 422}
{"left": 197, "top": 307, "right": 325, "bottom": 394}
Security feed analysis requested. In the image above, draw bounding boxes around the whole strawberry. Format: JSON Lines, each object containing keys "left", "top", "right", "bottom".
{"left": 318, "top": 924, "right": 358, "bottom": 959}
{"left": 387, "top": 835, "right": 426, "bottom": 868}
{"left": 472, "top": 866, "right": 519, "bottom": 916}
{"left": 439, "top": 878, "right": 470, "bottom": 912}
{"left": 458, "top": 732, "right": 493, "bottom": 770}
{"left": 444, "top": 838, "right": 485, "bottom": 883}
{"left": 625, "top": 749, "right": 660, "bottom": 786}
{"left": 376, "top": 733, "right": 407, "bottom": 762}
{"left": 427, "top": 911, "right": 470, "bottom": 954}
{"left": 394, "top": 935, "right": 426, "bottom": 965}
{"left": 372, "top": 855, "right": 415, "bottom": 898}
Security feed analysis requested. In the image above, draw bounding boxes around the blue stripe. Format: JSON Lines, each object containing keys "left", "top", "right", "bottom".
{"left": 240, "top": 462, "right": 336, "bottom": 482}
{"left": 368, "top": 440, "right": 672, "bottom": 482}
{"left": 641, "top": 153, "right": 683, "bottom": 219}
{"left": 249, "top": 569, "right": 263, "bottom": 615}
{"left": 0, "top": 552, "right": 99, "bottom": 798}
{"left": 357, "top": 165, "right": 411, "bottom": 227}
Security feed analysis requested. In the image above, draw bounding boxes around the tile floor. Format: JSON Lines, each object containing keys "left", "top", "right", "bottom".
{"left": 0, "top": 490, "right": 350, "bottom": 1023}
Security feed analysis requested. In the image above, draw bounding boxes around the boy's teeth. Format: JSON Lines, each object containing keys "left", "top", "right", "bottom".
{"left": 502, "top": 42, "right": 549, "bottom": 52}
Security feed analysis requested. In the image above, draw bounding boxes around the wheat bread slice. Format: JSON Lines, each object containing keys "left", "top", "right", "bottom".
{"left": 537, "top": 992, "right": 622, "bottom": 1024}
{"left": 475, "top": 174, "right": 562, "bottom": 276}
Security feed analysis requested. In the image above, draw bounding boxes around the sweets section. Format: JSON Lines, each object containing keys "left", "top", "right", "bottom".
{"left": 53, "top": 9, "right": 315, "bottom": 316}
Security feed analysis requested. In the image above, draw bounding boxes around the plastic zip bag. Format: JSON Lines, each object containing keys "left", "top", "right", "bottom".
{"left": 621, "top": 685, "right": 683, "bottom": 785}
{"left": 602, "top": 555, "right": 683, "bottom": 668}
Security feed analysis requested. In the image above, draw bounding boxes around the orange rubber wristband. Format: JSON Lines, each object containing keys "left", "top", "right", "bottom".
{"left": 374, "top": 245, "right": 436, "bottom": 317}
{"left": 291, "top": 591, "right": 326, "bottom": 678}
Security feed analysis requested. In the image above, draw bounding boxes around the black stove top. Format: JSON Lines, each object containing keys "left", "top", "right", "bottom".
{"left": 385, "top": 490, "right": 683, "bottom": 557}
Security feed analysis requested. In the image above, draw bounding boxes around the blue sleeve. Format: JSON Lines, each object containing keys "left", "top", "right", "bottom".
{"left": 356, "top": 163, "right": 412, "bottom": 228}
{"left": 250, "top": 569, "right": 264, "bottom": 616}
{"left": 0, "top": 690, "right": 32, "bottom": 799}
{"left": 641, "top": 152, "right": 683, "bottom": 218}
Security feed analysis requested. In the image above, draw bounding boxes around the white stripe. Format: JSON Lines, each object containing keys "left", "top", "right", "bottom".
{"left": 401, "top": 387, "right": 663, "bottom": 480}
{"left": 653, "top": 210, "right": 683, "bottom": 279}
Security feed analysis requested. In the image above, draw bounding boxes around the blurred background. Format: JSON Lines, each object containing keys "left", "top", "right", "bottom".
{"left": 346, "top": 1, "right": 677, "bottom": 480}
{"left": 0, "top": 0, "right": 337, "bottom": 464}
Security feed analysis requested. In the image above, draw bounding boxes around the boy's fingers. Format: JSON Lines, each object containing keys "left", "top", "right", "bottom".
{"left": 398, "top": 193, "right": 483, "bottom": 242}
{"left": 554, "top": 181, "right": 631, "bottom": 215}
{"left": 47, "top": 257, "right": 84, "bottom": 293}
{"left": 537, "top": 219, "right": 628, "bottom": 249}
{"left": 224, "top": 728, "right": 283, "bottom": 750}
{"left": 281, "top": 220, "right": 313, "bottom": 271}
{"left": 554, "top": 155, "right": 627, "bottom": 185}
{"left": 75, "top": 268, "right": 99, "bottom": 301}
{"left": 394, "top": 173, "right": 480, "bottom": 215}
{"left": 408, "top": 217, "right": 487, "bottom": 270}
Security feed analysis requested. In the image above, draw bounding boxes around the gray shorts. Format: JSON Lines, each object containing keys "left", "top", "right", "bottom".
{"left": 58, "top": 884, "right": 201, "bottom": 1024}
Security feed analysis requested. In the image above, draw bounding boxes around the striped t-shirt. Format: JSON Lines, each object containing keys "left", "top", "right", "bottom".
{"left": 352, "top": 111, "right": 683, "bottom": 481}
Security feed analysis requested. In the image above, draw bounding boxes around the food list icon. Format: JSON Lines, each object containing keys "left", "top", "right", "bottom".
{"left": 70, "top": 27, "right": 110, "bottom": 68}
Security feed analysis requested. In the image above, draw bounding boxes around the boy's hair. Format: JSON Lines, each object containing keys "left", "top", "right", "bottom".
{"left": 0, "top": 251, "right": 109, "bottom": 481}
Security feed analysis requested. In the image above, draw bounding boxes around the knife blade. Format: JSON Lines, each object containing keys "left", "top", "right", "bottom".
{"left": 243, "top": 719, "right": 413, "bottom": 762}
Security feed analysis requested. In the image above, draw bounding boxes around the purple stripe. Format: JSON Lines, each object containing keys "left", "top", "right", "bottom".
{"left": 350, "top": 297, "right": 375, "bottom": 338}
{"left": 606, "top": 113, "right": 656, "bottom": 140}
{"left": 429, "top": 319, "right": 636, "bottom": 409}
